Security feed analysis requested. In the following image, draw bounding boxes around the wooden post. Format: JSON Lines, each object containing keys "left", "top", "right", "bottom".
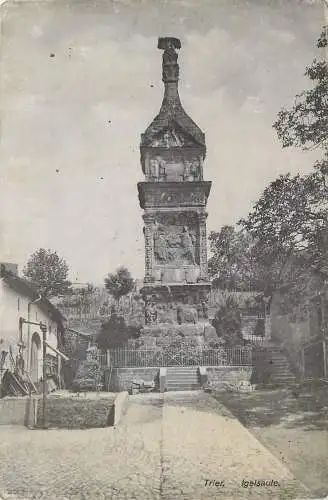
{"left": 323, "top": 340, "right": 327, "bottom": 379}
{"left": 324, "top": 1, "right": 328, "bottom": 61}
{"left": 57, "top": 354, "right": 61, "bottom": 390}
{"left": 40, "top": 322, "right": 47, "bottom": 429}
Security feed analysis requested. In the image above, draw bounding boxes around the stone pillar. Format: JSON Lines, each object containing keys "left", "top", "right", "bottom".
{"left": 143, "top": 213, "right": 155, "bottom": 282}
{"left": 198, "top": 212, "right": 208, "bottom": 281}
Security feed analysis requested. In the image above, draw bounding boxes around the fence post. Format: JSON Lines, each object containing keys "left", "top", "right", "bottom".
{"left": 323, "top": 340, "right": 327, "bottom": 379}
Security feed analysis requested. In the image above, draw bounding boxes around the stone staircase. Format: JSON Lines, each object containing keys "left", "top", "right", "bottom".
{"left": 252, "top": 344, "right": 297, "bottom": 387}
{"left": 165, "top": 367, "right": 201, "bottom": 391}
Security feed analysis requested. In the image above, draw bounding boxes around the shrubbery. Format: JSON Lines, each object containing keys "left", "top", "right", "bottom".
{"left": 212, "top": 296, "right": 245, "bottom": 346}
{"left": 72, "top": 359, "right": 103, "bottom": 392}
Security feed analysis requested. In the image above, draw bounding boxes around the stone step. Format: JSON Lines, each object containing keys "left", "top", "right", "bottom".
{"left": 272, "top": 377, "right": 296, "bottom": 381}
{"left": 274, "top": 367, "right": 294, "bottom": 370}
{"left": 167, "top": 376, "right": 199, "bottom": 381}
{"left": 167, "top": 368, "right": 199, "bottom": 372}
{"left": 166, "top": 372, "right": 199, "bottom": 377}
{"left": 166, "top": 384, "right": 201, "bottom": 391}
{"left": 166, "top": 368, "right": 199, "bottom": 372}
{"left": 166, "top": 378, "right": 199, "bottom": 384}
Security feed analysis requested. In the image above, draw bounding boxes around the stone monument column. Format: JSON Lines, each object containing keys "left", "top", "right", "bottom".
{"left": 143, "top": 213, "right": 155, "bottom": 283}
{"left": 137, "top": 37, "right": 216, "bottom": 345}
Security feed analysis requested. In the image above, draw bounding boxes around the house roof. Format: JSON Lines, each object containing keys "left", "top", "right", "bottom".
{"left": 1, "top": 270, "right": 66, "bottom": 324}
{"left": 66, "top": 328, "right": 93, "bottom": 338}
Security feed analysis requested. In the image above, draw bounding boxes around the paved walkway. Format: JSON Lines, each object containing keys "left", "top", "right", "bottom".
{"left": 0, "top": 392, "right": 309, "bottom": 500}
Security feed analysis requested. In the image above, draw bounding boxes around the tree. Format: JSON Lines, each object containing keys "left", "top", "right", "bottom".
{"left": 104, "top": 266, "right": 134, "bottom": 304}
{"left": 23, "top": 248, "right": 71, "bottom": 297}
{"left": 239, "top": 171, "right": 327, "bottom": 295}
{"left": 208, "top": 225, "right": 258, "bottom": 291}
{"left": 96, "top": 307, "right": 140, "bottom": 350}
{"left": 238, "top": 31, "right": 328, "bottom": 295}
{"left": 211, "top": 296, "right": 244, "bottom": 346}
{"left": 273, "top": 28, "right": 328, "bottom": 181}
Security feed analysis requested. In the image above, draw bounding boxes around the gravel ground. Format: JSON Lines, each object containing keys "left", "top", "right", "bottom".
{"left": 0, "top": 391, "right": 309, "bottom": 500}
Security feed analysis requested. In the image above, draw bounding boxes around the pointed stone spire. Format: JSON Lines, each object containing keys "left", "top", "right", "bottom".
{"left": 140, "top": 37, "right": 206, "bottom": 151}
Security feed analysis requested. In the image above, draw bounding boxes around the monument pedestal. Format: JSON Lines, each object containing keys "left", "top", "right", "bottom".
{"left": 139, "top": 282, "right": 217, "bottom": 346}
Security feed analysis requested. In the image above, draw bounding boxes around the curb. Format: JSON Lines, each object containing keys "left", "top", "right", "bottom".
{"left": 113, "top": 391, "right": 129, "bottom": 426}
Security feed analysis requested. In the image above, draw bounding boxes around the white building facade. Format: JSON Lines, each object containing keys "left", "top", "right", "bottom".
{"left": 0, "top": 264, "right": 66, "bottom": 385}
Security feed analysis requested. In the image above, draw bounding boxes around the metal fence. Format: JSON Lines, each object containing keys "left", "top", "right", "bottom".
{"left": 242, "top": 334, "right": 266, "bottom": 346}
{"left": 99, "top": 346, "right": 252, "bottom": 368}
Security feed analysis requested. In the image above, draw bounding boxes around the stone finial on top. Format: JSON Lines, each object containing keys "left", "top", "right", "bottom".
{"left": 158, "top": 37, "right": 181, "bottom": 51}
{"left": 158, "top": 37, "right": 181, "bottom": 83}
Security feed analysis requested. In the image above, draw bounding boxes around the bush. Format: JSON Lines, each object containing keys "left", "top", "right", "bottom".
{"left": 72, "top": 359, "right": 103, "bottom": 392}
{"left": 212, "top": 295, "right": 244, "bottom": 346}
{"left": 253, "top": 317, "right": 265, "bottom": 337}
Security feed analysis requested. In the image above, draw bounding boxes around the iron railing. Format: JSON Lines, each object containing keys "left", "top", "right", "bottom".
{"left": 99, "top": 346, "right": 252, "bottom": 368}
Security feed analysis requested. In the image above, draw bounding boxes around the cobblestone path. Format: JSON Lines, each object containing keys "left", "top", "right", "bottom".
{"left": 161, "top": 392, "right": 308, "bottom": 499}
{"left": 0, "top": 392, "right": 309, "bottom": 500}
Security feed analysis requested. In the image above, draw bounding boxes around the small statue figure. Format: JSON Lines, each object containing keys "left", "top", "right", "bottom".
{"left": 145, "top": 302, "right": 157, "bottom": 325}
{"left": 159, "top": 160, "right": 167, "bottom": 181}
{"left": 154, "top": 230, "right": 169, "bottom": 262}
{"left": 201, "top": 300, "right": 209, "bottom": 320}
{"left": 190, "top": 158, "right": 201, "bottom": 181}
{"left": 149, "top": 158, "right": 159, "bottom": 180}
{"left": 183, "top": 161, "right": 193, "bottom": 181}
{"left": 181, "top": 226, "right": 195, "bottom": 264}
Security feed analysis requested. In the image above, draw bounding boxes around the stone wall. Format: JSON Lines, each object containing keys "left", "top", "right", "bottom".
{"left": 206, "top": 366, "right": 253, "bottom": 390}
{"left": 105, "top": 366, "right": 253, "bottom": 392}
{"left": 0, "top": 397, "right": 30, "bottom": 426}
{"left": 270, "top": 264, "right": 327, "bottom": 377}
{"left": 35, "top": 397, "right": 115, "bottom": 429}
{"left": 105, "top": 367, "right": 160, "bottom": 392}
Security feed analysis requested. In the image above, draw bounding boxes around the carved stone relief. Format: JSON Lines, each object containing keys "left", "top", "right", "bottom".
{"left": 144, "top": 187, "right": 206, "bottom": 207}
{"left": 153, "top": 215, "right": 197, "bottom": 266}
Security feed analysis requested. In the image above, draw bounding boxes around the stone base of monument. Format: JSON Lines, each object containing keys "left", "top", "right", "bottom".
{"left": 139, "top": 323, "right": 217, "bottom": 347}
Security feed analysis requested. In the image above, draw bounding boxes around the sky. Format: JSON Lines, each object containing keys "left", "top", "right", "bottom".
{"left": 0, "top": 0, "right": 324, "bottom": 284}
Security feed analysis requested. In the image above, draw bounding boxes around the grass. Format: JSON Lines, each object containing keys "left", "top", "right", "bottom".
{"left": 214, "top": 382, "right": 328, "bottom": 498}
{"left": 36, "top": 396, "right": 115, "bottom": 429}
